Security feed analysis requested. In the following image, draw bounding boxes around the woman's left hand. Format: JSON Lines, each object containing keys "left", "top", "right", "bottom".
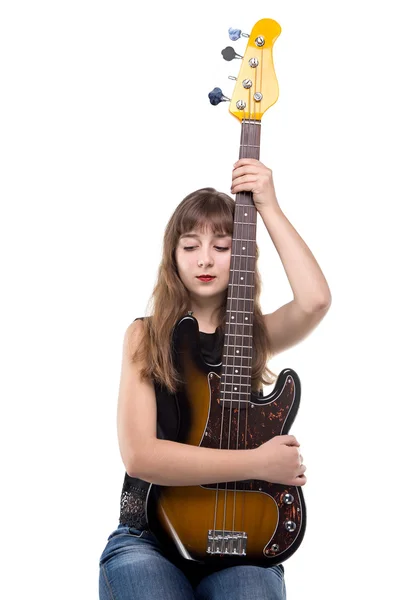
{"left": 231, "top": 158, "right": 280, "bottom": 212}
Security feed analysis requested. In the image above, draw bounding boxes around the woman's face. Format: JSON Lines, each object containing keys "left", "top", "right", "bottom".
{"left": 175, "top": 226, "right": 232, "bottom": 300}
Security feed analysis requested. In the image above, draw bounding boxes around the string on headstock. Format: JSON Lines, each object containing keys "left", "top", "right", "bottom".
{"left": 208, "top": 19, "right": 281, "bottom": 123}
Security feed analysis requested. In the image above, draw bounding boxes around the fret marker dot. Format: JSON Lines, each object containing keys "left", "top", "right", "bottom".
{"left": 244, "top": 213, "right": 247, "bottom": 216}
{"left": 245, "top": 317, "right": 248, "bottom": 320}
{"left": 231, "top": 316, "right": 235, "bottom": 319}
{"left": 242, "top": 246, "right": 246, "bottom": 250}
{"left": 240, "top": 277, "right": 243, "bottom": 280}
{"left": 236, "top": 350, "right": 239, "bottom": 354}
{"left": 235, "top": 369, "right": 238, "bottom": 373}
{"left": 234, "top": 387, "right": 237, "bottom": 391}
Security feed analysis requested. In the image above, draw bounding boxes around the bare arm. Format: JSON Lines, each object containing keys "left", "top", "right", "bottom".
{"left": 129, "top": 439, "right": 258, "bottom": 486}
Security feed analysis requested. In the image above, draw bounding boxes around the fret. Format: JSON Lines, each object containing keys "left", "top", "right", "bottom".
{"left": 240, "top": 144, "right": 260, "bottom": 148}
{"left": 232, "top": 239, "right": 257, "bottom": 243}
{"left": 222, "top": 382, "right": 252, "bottom": 387}
{"left": 227, "top": 284, "right": 254, "bottom": 288}
{"left": 225, "top": 322, "right": 252, "bottom": 325}
{"left": 225, "top": 333, "right": 252, "bottom": 337}
{"left": 223, "top": 345, "right": 252, "bottom": 349}
{"left": 220, "top": 389, "right": 253, "bottom": 393}
{"left": 220, "top": 391, "right": 252, "bottom": 396}
{"left": 223, "top": 354, "right": 252, "bottom": 359}
{"left": 220, "top": 390, "right": 252, "bottom": 396}
{"left": 223, "top": 365, "right": 252, "bottom": 371}
{"left": 227, "top": 299, "right": 254, "bottom": 302}
{"left": 220, "top": 390, "right": 251, "bottom": 403}
{"left": 230, "top": 254, "right": 256, "bottom": 258}
{"left": 233, "top": 222, "right": 256, "bottom": 225}
{"left": 234, "top": 205, "right": 258, "bottom": 208}
{"left": 229, "top": 268, "right": 255, "bottom": 273}
{"left": 221, "top": 377, "right": 252, "bottom": 383}
{"left": 242, "top": 119, "right": 261, "bottom": 125}
{"left": 222, "top": 373, "right": 252, "bottom": 377}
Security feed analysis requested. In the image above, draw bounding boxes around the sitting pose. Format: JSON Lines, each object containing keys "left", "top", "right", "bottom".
{"left": 98, "top": 159, "right": 332, "bottom": 599}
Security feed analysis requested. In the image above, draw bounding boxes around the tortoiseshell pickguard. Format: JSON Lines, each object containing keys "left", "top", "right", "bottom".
{"left": 204, "top": 371, "right": 295, "bottom": 449}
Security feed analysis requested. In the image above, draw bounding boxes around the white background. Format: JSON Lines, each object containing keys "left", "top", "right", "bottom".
{"left": 1, "top": 1, "right": 399, "bottom": 598}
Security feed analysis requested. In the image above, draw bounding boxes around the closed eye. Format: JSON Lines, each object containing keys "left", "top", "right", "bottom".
{"left": 183, "top": 246, "right": 230, "bottom": 251}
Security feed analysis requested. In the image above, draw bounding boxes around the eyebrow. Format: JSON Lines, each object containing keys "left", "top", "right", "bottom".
{"left": 179, "top": 233, "right": 232, "bottom": 240}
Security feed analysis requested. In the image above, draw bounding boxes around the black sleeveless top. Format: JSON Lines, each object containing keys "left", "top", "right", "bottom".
{"left": 119, "top": 318, "right": 223, "bottom": 529}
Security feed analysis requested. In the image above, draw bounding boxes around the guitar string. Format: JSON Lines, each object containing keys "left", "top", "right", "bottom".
{"left": 243, "top": 54, "right": 262, "bottom": 538}
{"left": 232, "top": 115, "right": 249, "bottom": 542}
{"left": 232, "top": 114, "right": 250, "bottom": 546}
{"left": 223, "top": 115, "right": 248, "bottom": 546}
{"left": 212, "top": 72, "right": 261, "bottom": 552}
{"left": 233, "top": 107, "right": 253, "bottom": 543}
{"left": 246, "top": 48, "right": 261, "bottom": 537}
{"left": 213, "top": 130, "right": 240, "bottom": 547}
{"left": 240, "top": 60, "right": 261, "bottom": 538}
{"left": 226, "top": 104, "right": 260, "bottom": 547}
{"left": 219, "top": 116, "right": 256, "bottom": 551}
{"left": 236, "top": 107, "right": 256, "bottom": 543}
{"left": 237, "top": 116, "right": 252, "bottom": 539}
{"left": 212, "top": 119, "right": 244, "bottom": 550}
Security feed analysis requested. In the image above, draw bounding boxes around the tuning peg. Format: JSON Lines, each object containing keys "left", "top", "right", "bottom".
{"left": 228, "top": 76, "right": 237, "bottom": 81}
{"left": 208, "top": 87, "right": 231, "bottom": 106}
{"left": 228, "top": 28, "right": 249, "bottom": 41}
{"left": 221, "top": 46, "right": 243, "bottom": 61}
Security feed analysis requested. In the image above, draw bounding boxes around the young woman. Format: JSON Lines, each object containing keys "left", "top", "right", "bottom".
{"left": 98, "top": 158, "right": 332, "bottom": 599}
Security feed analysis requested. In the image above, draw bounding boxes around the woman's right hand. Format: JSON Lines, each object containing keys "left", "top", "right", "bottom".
{"left": 252, "top": 435, "right": 307, "bottom": 486}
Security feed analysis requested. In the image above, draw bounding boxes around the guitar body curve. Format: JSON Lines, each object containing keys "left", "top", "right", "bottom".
{"left": 146, "top": 315, "right": 307, "bottom": 567}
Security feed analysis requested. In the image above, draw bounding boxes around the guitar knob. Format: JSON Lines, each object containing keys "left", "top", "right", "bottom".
{"left": 221, "top": 46, "right": 243, "bottom": 61}
{"left": 283, "top": 493, "right": 294, "bottom": 505}
{"left": 228, "top": 28, "right": 250, "bottom": 41}
{"left": 284, "top": 520, "right": 297, "bottom": 532}
{"left": 208, "top": 87, "right": 231, "bottom": 106}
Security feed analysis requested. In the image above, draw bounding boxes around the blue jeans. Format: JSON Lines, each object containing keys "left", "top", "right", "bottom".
{"left": 99, "top": 524, "right": 286, "bottom": 599}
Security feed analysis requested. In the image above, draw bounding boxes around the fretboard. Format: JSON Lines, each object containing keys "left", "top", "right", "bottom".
{"left": 221, "top": 120, "right": 261, "bottom": 398}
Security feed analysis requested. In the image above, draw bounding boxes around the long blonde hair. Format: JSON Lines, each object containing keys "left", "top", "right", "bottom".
{"left": 131, "top": 187, "right": 277, "bottom": 394}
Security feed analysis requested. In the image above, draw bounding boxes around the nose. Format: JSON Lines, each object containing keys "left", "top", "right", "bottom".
{"left": 198, "top": 253, "right": 213, "bottom": 267}
{"left": 197, "top": 245, "right": 215, "bottom": 266}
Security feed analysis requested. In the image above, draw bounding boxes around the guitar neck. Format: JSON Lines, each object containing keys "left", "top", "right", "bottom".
{"left": 235, "top": 118, "right": 261, "bottom": 216}
{"left": 240, "top": 119, "right": 261, "bottom": 161}
{"left": 221, "top": 119, "right": 261, "bottom": 389}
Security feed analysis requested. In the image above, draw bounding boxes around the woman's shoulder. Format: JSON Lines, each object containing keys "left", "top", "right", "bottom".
{"left": 124, "top": 317, "right": 148, "bottom": 349}
{"left": 132, "top": 316, "right": 153, "bottom": 324}
{"left": 125, "top": 316, "right": 155, "bottom": 343}
{"left": 129, "top": 316, "right": 149, "bottom": 329}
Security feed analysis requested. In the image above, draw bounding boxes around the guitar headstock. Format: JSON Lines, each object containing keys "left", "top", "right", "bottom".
{"left": 209, "top": 19, "right": 281, "bottom": 122}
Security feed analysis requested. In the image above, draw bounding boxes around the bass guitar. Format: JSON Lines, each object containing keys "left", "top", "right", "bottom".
{"left": 146, "top": 18, "right": 306, "bottom": 568}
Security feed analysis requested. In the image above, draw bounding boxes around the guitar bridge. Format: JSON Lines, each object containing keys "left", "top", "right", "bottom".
{"left": 207, "top": 530, "right": 248, "bottom": 555}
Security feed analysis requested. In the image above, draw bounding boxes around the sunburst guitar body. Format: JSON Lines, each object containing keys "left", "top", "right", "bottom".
{"left": 146, "top": 315, "right": 306, "bottom": 567}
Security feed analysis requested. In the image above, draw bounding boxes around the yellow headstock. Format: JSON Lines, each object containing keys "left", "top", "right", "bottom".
{"left": 229, "top": 19, "right": 281, "bottom": 121}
